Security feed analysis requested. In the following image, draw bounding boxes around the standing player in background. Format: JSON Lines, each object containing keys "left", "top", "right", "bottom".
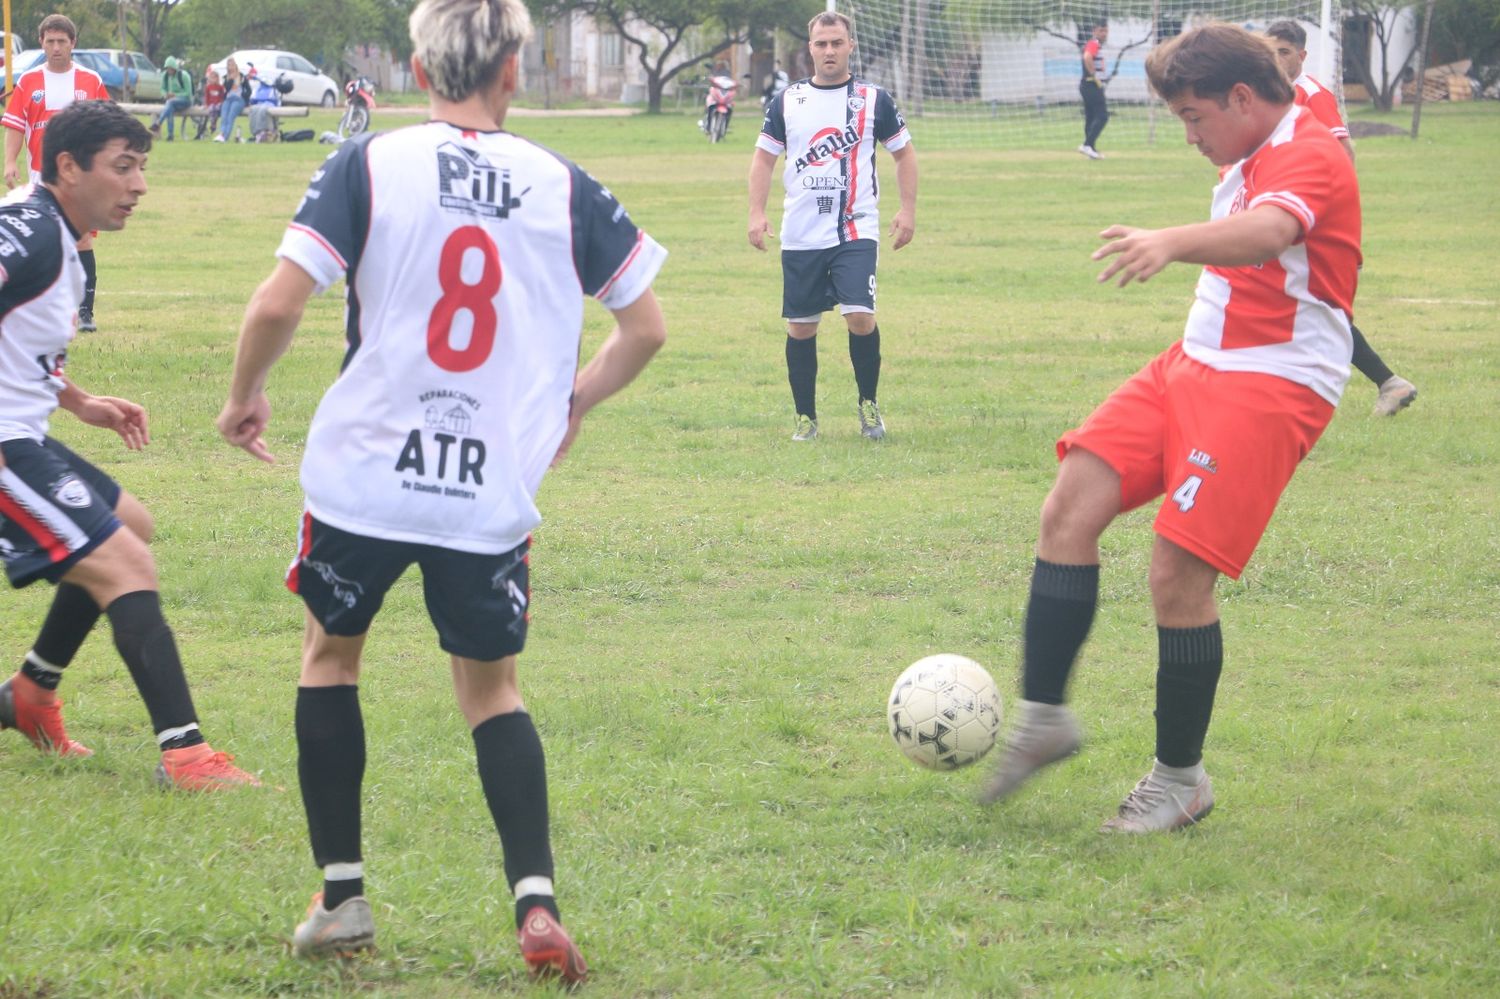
{"left": 1265, "top": 19, "right": 1418, "bottom": 416}
{"left": 217, "top": 0, "right": 666, "bottom": 981}
{"left": 0, "top": 101, "right": 262, "bottom": 791}
{"left": 3, "top": 14, "right": 108, "bottom": 333}
{"left": 1079, "top": 23, "right": 1110, "bottom": 159}
{"left": 980, "top": 25, "right": 1361, "bottom": 832}
{"left": 748, "top": 10, "right": 918, "bottom": 442}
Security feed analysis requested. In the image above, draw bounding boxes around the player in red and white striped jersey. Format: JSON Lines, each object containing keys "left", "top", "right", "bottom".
{"left": 1266, "top": 19, "right": 1419, "bottom": 415}
{"left": 981, "top": 24, "right": 1362, "bottom": 834}
{"left": 749, "top": 10, "right": 918, "bottom": 442}
{"left": 219, "top": 0, "right": 665, "bottom": 981}
{"left": 2, "top": 14, "right": 110, "bottom": 333}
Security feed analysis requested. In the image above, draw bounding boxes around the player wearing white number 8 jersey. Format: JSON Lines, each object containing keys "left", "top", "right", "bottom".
{"left": 217, "top": 0, "right": 666, "bottom": 983}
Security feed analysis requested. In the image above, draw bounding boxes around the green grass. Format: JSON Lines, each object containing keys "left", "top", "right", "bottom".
{"left": 0, "top": 103, "right": 1496, "bottom": 997}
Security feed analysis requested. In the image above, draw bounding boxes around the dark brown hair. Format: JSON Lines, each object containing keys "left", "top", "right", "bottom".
{"left": 1265, "top": 19, "right": 1308, "bottom": 49}
{"left": 1147, "top": 22, "right": 1295, "bottom": 105}
{"left": 37, "top": 13, "right": 77, "bottom": 41}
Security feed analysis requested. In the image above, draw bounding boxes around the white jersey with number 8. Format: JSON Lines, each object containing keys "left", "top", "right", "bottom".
{"left": 277, "top": 123, "right": 666, "bottom": 553}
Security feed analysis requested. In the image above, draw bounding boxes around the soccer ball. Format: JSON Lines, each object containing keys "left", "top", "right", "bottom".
{"left": 887, "top": 654, "right": 1002, "bottom": 770}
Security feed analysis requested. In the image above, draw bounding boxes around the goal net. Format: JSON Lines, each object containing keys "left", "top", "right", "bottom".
{"left": 835, "top": 0, "right": 1345, "bottom": 149}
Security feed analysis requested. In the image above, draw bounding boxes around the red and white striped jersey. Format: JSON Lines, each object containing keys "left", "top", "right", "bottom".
{"left": 1292, "top": 73, "right": 1349, "bottom": 141}
{"left": 1182, "top": 105, "right": 1361, "bottom": 405}
{"left": 277, "top": 122, "right": 666, "bottom": 554}
{"left": 2, "top": 66, "right": 109, "bottom": 177}
{"left": 756, "top": 77, "right": 911, "bottom": 250}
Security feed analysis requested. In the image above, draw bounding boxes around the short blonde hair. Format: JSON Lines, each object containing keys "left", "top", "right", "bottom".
{"left": 409, "top": 0, "right": 533, "bottom": 102}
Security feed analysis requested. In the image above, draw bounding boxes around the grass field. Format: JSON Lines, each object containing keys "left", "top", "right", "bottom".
{"left": 0, "top": 102, "right": 1497, "bottom": 997}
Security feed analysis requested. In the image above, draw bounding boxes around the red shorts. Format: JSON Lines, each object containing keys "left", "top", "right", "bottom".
{"left": 1057, "top": 342, "right": 1334, "bottom": 578}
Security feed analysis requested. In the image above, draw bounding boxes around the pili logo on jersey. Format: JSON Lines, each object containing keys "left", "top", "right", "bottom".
{"left": 436, "top": 142, "right": 528, "bottom": 220}
{"left": 1187, "top": 448, "right": 1219, "bottom": 474}
{"left": 793, "top": 125, "right": 859, "bottom": 172}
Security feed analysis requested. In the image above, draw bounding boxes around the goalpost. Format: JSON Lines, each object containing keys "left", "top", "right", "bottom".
{"left": 832, "top": 0, "right": 1346, "bottom": 149}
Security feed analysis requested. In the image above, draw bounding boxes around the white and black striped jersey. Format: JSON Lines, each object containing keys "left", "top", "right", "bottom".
{"left": 278, "top": 122, "right": 666, "bottom": 554}
{"left": 0, "top": 186, "right": 84, "bottom": 443}
{"left": 756, "top": 77, "right": 911, "bottom": 250}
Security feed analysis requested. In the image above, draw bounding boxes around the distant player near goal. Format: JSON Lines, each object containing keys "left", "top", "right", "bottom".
{"left": 979, "top": 24, "right": 1361, "bottom": 832}
{"left": 748, "top": 9, "right": 918, "bottom": 441}
{"left": 1266, "top": 19, "right": 1418, "bottom": 416}
{"left": 217, "top": 0, "right": 667, "bottom": 982}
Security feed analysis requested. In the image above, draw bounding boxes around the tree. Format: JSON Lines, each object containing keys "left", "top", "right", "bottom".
{"left": 168, "top": 0, "right": 415, "bottom": 77}
{"left": 570, "top": 0, "right": 819, "bottom": 112}
{"left": 1429, "top": 0, "right": 1500, "bottom": 82}
{"left": 1343, "top": 0, "right": 1422, "bottom": 111}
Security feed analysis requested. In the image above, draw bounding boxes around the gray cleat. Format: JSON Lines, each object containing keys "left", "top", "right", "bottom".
{"left": 857, "top": 399, "right": 885, "bottom": 440}
{"left": 292, "top": 893, "right": 375, "bottom": 957}
{"left": 977, "top": 700, "right": 1082, "bottom": 805}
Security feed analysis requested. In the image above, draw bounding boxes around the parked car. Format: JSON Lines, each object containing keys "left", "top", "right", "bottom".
{"left": 75, "top": 49, "right": 162, "bottom": 101}
{"left": 68, "top": 50, "right": 143, "bottom": 101}
{"left": 210, "top": 49, "right": 338, "bottom": 107}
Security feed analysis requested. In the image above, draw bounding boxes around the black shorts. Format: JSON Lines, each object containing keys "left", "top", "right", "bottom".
{"left": 0, "top": 437, "right": 122, "bottom": 588}
{"left": 287, "top": 513, "right": 531, "bottom": 662}
{"left": 781, "top": 239, "right": 878, "bottom": 320}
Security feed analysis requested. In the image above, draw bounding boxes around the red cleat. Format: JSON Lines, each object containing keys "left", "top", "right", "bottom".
{"left": 517, "top": 906, "right": 588, "bottom": 985}
{"left": 155, "top": 743, "right": 263, "bottom": 791}
{"left": 0, "top": 673, "right": 93, "bottom": 757}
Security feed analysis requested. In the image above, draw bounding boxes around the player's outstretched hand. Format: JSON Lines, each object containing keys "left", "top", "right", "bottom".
{"left": 890, "top": 210, "right": 915, "bottom": 250}
{"left": 748, "top": 214, "right": 774, "bottom": 252}
{"left": 1093, "top": 224, "right": 1174, "bottom": 287}
{"left": 76, "top": 395, "right": 150, "bottom": 451}
{"left": 217, "top": 394, "right": 275, "bottom": 464}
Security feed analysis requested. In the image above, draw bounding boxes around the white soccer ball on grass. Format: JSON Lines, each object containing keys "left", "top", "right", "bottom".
{"left": 887, "top": 654, "right": 1002, "bottom": 770}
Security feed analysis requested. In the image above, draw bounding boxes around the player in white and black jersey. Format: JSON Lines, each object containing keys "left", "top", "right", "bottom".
{"left": 749, "top": 10, "right": 918, "bottom": 441}
{"left": 0, "top": 101, "right": 262, "bottom": 790}
{"left": 217, "top": 0, "right": 666, "bottom": 982}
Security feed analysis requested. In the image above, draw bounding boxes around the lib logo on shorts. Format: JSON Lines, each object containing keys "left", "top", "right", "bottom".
{"left": 303, "top": 558, "right": 364, "bottom": 609}
{"left": 436, "top": 142, "right": 528, "bottom": 220}
{"left": 50, "top": 475, "right": 91, "bottom": 509}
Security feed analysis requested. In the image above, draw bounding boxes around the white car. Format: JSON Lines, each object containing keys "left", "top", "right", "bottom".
{"left": 209, "top": 49, "right": 339, "bottom": 107}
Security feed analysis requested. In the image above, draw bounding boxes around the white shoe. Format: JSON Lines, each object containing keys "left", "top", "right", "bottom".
{"left": 977, "top": 700, "right": 1082, "bottom": 805}
{"left": 791, "top": 414, "right": 818, "bottom": 441}
{"left": 857, "top": 399, "right": 885, "bottom": 440}
{"left": 213, "top": 134, "right": 226, "bottom": 143}
{"left": 1373, "top": 375, "right": 1417, "bottom": 416}
{"left": 1101, "top": 764, "right": 1214, "bottom": 833}
{"left": 1085, "top": 146, "right": 1104, "bottom": 160}
{"left": 292, "top": 892, "right": 375, "bottom": 957}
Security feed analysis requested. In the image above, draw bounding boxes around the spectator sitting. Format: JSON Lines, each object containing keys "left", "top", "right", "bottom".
{"left": 195, "top": 68, "right": 225, "bottom": 140}
{"left": 150, "top": 56, "right": 194, "bottom": 141}
{"left": 215, "top": 57, "right": 252, "bottom": 142}
{"left": 248, "top": 72, "right": 289, "bottom": 142}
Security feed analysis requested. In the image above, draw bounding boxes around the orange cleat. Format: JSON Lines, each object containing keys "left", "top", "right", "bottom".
{"left": 0, "top": 673, "right": 93, "bottom": 757}
{"left": 155, "top": 742, "right": 263, "bottom": 791}
{"left": 517, "top": 906, "right": 588, "bottom": 985}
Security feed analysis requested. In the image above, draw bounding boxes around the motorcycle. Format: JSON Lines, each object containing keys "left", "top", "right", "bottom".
{"left": 699, "top": 72, "right": 737, "bottom": 143}
{"left": 338, "top": 75, "right": 376, "bottom": 139}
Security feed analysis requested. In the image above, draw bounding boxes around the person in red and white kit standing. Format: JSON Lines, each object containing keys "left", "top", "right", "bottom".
{"left": 1266, "top": 19, "right": 1418, "bottom": 416}
{"left": 980, "top": 24, "right": 1361, "bottom": 833}
{"left": 2, "top": 14, "right": 109, "bottom": 333}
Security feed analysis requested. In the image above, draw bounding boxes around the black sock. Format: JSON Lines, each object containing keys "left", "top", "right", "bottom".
{"left": 323, "top": 877, "right": 365, "bottom": 910}
{"left": 1349, "top": 324, "right": 1395, "bottom": 388}
{"left": 473, "top": 710, "right": 555, "bottom": 925}
{"left": 105, "top": 591, "right": 200, "bottom": 738}
{"left": 79, "top": 249, "right": 97, "bottom": 313}
{"left": 296, "top": 686, "right": 366, "bottom": 873}
{"left": 849, "top": 326, "right": 881, "bottom": 403}
{"left": 22, "top": 583, "right": 103, "bottom": 690}
{"left": 1021, "top": 559, "right": 1099, "bottom": 705}
{"left": 1154, "top": 622, "right": 1224, "bottom": 768}
{"left": 516, "top": 893, "right": 561, "bottom": 931}
{"left": 785, "top": 335, "right": 817, "bottom": 420}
